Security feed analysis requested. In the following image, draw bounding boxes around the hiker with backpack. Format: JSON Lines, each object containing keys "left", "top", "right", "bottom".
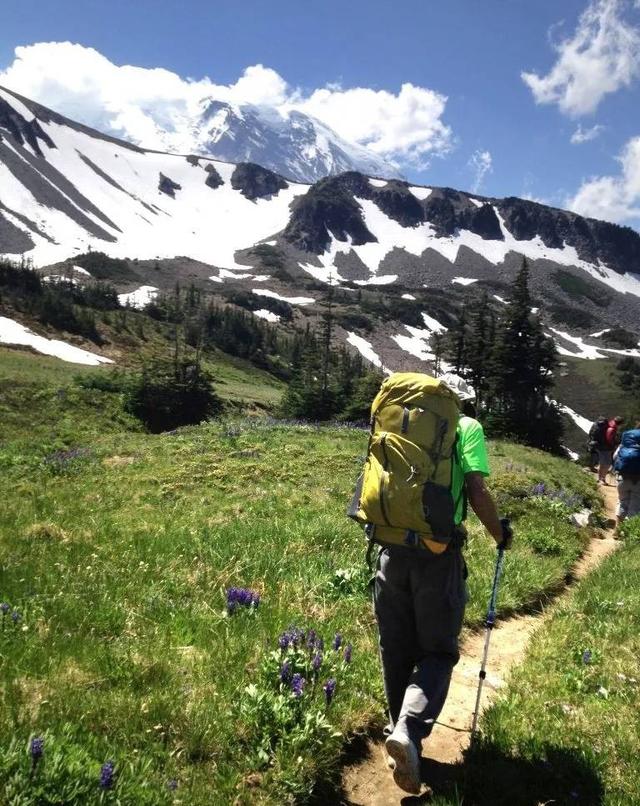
{"left": 595, "top": 416, "right": 624, "bottom": 485}
{"left": 587, "top": 416, "right": 606, "bottom": 472}
{"left": 613, "top": 421, "right": 640, "bottom": 528}
{"left": 349, "top": 372, "right": 512, "bottom": 795}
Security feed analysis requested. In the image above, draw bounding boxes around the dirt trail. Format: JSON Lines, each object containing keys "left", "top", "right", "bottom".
{"left": 340, "top": 483, "right": 619, "bottom": 805}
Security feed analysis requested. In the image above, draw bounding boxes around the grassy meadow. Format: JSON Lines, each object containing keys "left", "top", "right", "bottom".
{"left": 0, "top": 347, "right": 601, "bottom": 804}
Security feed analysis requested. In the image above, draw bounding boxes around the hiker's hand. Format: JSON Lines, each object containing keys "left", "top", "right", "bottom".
{"left": 498, "top": 518, "right": 513, "bottom": 550}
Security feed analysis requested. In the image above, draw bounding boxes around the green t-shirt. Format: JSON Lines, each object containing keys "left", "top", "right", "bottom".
{"left": 452, "top": 416, "right": 490, "bottom": 524}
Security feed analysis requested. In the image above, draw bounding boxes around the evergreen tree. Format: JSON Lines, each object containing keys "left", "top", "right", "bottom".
{"left": 466, "top": 292, "right": 489, "bottom": 407}
{"left": 485, "top": 259, "right": 563, "bottom": 451}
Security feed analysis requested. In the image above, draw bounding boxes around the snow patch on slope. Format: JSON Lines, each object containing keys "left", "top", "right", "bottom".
{"left": 252, "top": 288, "right": 315, "bottom": 304}
{"left": 118, "top": 286, "right": 158, "bottom": 308}
{"left": 452, "top": 277, "right": 478, "bottom": 286}
{"left": 0, "top": 316, "right": 113, "bottom": 365}
{"left": 409, "top": 186, "right": 432, "bottom": 200}
{"left": 346, "top": 332, "right": 390, "bottom": 373}
{"left": 253, "top": 309, "right": 279, "bottom": 322}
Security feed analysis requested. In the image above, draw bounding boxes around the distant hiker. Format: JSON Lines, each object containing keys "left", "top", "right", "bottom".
{"left": 587, "top": 416, "right": 606, "bottom": 472}
{"left": 598, "top": 416, "right": 624, "bottom": 485}
{"left": 349, "top": 372, "right": 512, "bottom": 795}
{"left": 613, "top": 421, "right": 640, "bottom": 529}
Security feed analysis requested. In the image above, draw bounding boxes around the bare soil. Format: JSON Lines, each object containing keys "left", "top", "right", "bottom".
{"left": 339, "top": 482, "right": 619, "bottom": 805}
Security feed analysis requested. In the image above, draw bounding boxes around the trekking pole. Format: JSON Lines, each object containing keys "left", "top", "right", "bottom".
{"left": 471, "top": 519, "right": 511, "bottom": 740}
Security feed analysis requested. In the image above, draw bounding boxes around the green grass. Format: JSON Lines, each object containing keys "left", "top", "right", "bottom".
{"left": 429, "top": 516, "right": 640, "bottom": 806}
{"left": 0, "top": 393, "right": 599, "bottom": 805}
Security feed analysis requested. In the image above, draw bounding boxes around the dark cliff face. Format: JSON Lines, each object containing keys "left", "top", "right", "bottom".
{"left": 230, "top": 162, "right": 288, "bottom": 200}
{"left": 204, "top": 163, "right": 224, "bottom": 189}
{"left": 497, "top": 197, "right": 640, "bottom": 274}
{"left": 283, "top": 175, "right": 377, "bottom": 253}
{"left": 158, "top": 173, "right": 182, "bottom": 198}
{"left": 283, "top": 173, "right": 503, "bottom": 252}
{"left": 282, "top": 171, "right": 640, "bottom": 275}
{"left": 0, "top": 97, "right": 55, "bottom": 157}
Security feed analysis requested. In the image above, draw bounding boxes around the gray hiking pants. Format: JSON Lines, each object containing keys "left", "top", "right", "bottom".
{"left": 374, "top": 543, "right": 467, "bottom": 749}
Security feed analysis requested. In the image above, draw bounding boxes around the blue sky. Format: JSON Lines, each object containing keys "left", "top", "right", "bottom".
{"left": 1, "top": 0, "right": 639, "bottom": 226}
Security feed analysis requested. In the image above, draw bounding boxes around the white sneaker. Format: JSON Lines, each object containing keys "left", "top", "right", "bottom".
{"left": 384, "top": 731, "right": 421, "bottom": 795}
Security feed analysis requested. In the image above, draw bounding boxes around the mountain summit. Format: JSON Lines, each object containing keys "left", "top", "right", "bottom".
{"left": 184, "top": 99, "right": 401, "bottom": 183}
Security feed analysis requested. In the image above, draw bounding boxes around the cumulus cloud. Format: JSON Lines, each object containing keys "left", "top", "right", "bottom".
{"left": 293, "top": 83, "right": 452, "bottom": 168}
{"left": 522, "top": 0, "right": 640, "bottom": 116}
{"left": 0, "top": 42, "right": 453, "bottom": 168}
{"left": 568, "top": 135, "right": 640, "bottom": 222}
{"left": 468, "top": 150, "right": 493, "bottom": 193}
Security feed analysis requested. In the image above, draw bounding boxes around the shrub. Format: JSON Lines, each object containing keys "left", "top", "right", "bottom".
{"left": 125, "top": 360, "right": 223, "bottom": 433}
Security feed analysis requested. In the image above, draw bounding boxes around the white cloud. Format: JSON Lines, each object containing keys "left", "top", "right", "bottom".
{"left": 0, "top": 42, "right": 453, "bottom": 168}
{"left": 567, "top": 135, "right": 640, "bottom": 222}
{"left": 522, "top": 0, "right": 640, "bottom": 116}
{"left": 570, "top": 123, "right": 605, "bottom": 143}
{"left": 468, "top": 150, "right": 492, "bottom": 193}
{"left": 293, "top": 83, "right": 453, "bottom": 169}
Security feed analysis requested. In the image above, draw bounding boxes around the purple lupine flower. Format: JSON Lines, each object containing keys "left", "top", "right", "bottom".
{"left": 279, "top": 661, "right": 292, "bottom": 684}
{"left": 312, "top": 652, "right": 323, "bottom": 672}
{"left": 278, "top": 632, "right": 290, "bottom": 651}
{"left": 532, "top": 482, "right": 545, "bottom": 496}
{"left": 11, "top": 610, "right": 20, "bottom": 624}
{"left": 0, "top": 603, "right": 9, "bottom": 615}
{"left": 99, "top": 761, "right": 115, "bottom": 790}
{"left": 332, "top": 633, "right": 342, "bottom": 651}
{"left": 306, "top": 629, "right": 317, "bottom": 651}
{"left": 167, "top": 779, "right": 178, "bottom": 791}
{"left": 323, "top": 678, "right": 337, "bottom": 706}
{"left": 290, "top": 627, "right": 305, "bottom": 647}
{"left": 316, "top": 636, "right": 324, "bottom": 651}
{"left": 344, "top": 644, "right": 353, "bottom": 664}
{"left": 30, "top": 736, "right": 44, "bottom": 767}
{"left": 226, "top": 587, "right": 260, "bottom": 614}
{"left": 582, "top": 649, "right": 592, "bottom": 665}
{"left": 290, "top": 673, "right": 305, "bottom": 698}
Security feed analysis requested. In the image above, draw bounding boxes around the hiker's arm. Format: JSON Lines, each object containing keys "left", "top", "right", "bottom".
{"left": 465, "top": 472, "right": 502, "bottom": 545}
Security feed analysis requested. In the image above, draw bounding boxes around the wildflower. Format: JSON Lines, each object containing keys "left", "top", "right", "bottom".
{"left": 11, "top": 610, "right": 21, "bottom": 624}
{"left": 290, "top": 673, "right": 305, "bottom": 698}
{"left": 306, "top": 629, "right": 317, "bottom": 651}
{"left": 226, "top": 587, "right": 260, "bottom": 614}
{"left": 0, "top": 603, "right": 9, "bottom": 615}
{"left": 332, "top": 632, "right": 342, "bottom": 651}
{"left": 344, "top": 644, "right": 353, "bottom": 664}
{"left": 279, "top": 661, "right": 292, "bottom": 684}
{"left": 532, "top": 482, "right": 546, "bottom": 496}
{"left": 323, "top": 678, "right": 337, "bottom": 706}
{"left": 278, "top": 632, "right": 290, "bottom": 651}
{"left": 167, "top": 779, "right": 178, "bottom": 791}
{"left": 316, "top": 636, "right": 324, "bottom": 651}
{"left": 30, "top": 736, "right": 44, "bottom": 768}
{"left": 99, "top": 761, "right": 115, "bottom": 790}
{"left": 290, "top": 627, "right": 305, "bottom": 647}
{"left": 312, "top": 652, "right": 323, "bottom": 672}
{"left": 582, "top": 649, "right": 592, "bottom": 665}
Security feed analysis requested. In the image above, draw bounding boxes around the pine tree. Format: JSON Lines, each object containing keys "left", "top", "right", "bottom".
{"left": 467, "top": 293, "right": 489, "bottom": 407}
{"left": 485, "top": 259, "right": 563, "bottom": 450}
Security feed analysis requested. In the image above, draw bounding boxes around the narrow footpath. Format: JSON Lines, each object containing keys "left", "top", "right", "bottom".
{"left": 340, "top": 483, "right": 619, "bottom": 805}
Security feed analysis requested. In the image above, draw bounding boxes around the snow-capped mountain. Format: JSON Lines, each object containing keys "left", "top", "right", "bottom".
{"left": 1, "top": 82, "right": 640, "bottom": 397}
{"left": 191, "top": 100, "right": 401, "bottom": 183}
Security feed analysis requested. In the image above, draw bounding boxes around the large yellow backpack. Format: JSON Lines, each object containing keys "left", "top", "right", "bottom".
{"left": 349, "top": 372, "right": 461, "bottom": 554}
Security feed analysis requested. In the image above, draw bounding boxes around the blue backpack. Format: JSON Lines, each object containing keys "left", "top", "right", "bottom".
{"left": 614, "top": 429, "right": 640, "bottom": 477}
